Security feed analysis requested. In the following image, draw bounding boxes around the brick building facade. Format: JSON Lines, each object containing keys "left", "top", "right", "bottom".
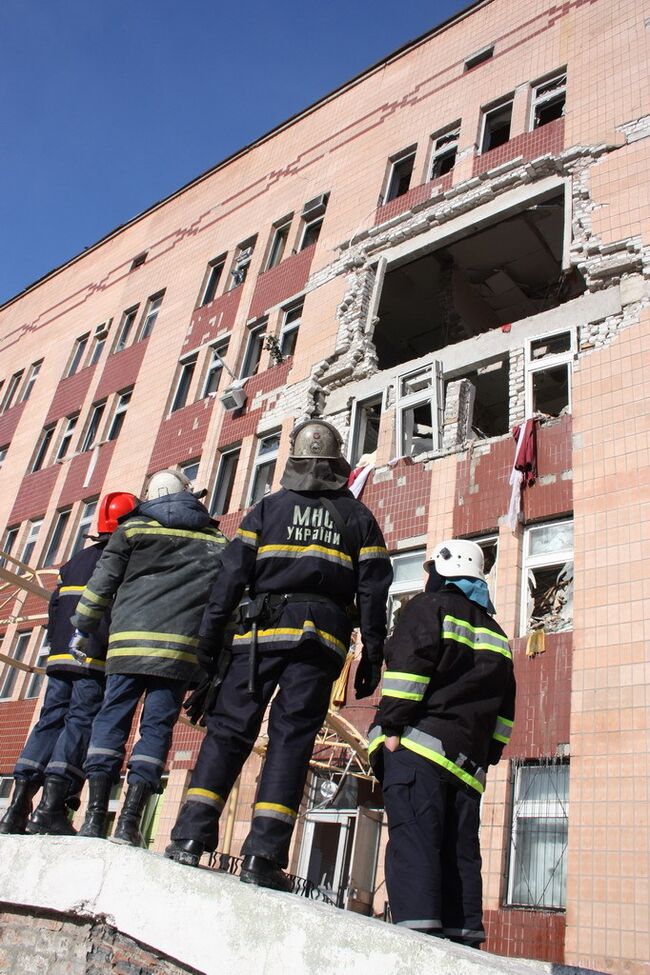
{"left": 1, "top": 1, "right": 649, "bottom": 972}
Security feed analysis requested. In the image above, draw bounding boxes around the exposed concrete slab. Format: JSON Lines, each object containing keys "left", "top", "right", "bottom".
{"left": 0, "top": 837, "right": 604, "bottom": 975}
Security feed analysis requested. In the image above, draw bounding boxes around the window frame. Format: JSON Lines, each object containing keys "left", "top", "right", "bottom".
{"left": 0, "top": 631, "right": 32, "bottom": 700}
{"left": 229, "top": 240, "right": 256, "bottom": 290}
{"left": 20, "top": 360, "right": 43, "bottom": 403}
{"left": 349, "top": 393, "right": 383, "bottom": 466}
{"left": 210, "top": 445, "right": 241, "bottom": 516}
{"left": 1, "top": 370, "right": 25, "bottom": 413}
{"left": 248, "top": 431, "right": 281, "bottom": 505}
{"left": 114, "top": 306, "right": 139, "bottom": 353}
{"left": 520, "top": 518, "right": 574, "bottom": 636}
{"left": 0, "top": 445, "right": 7, "bottom": 469}
{"left": 106, "top": 389, "right": 132, "bottom": 441}
{"left": 79, "top": 402, "right": 106, "bottom": 453}
{"left": 21, "top": 519, "right": 43, "bottom": 565}
{"left": 265, "top": 217, "right": 292, "bottom": 271}
{"left": 240, "top": 321, "right": 268, "bottom": 379}
{"left": 0, "top": 526, "right": 19, "bottom": 568}
{"left": 506, "top": 760, "right": 569, "bottom": 910}
{"left": 30, "top": 425, "right": 55, "bottom": 473}
{"left": 278, "top": 301, "right": 303, "bottom": 359}
{"left": 386, "top": 548, "right": 426, "bottom": 633}
{"left": 298, "top": 217, "right": 324, "bottom": 252}
{"left": 396, "top": 361, "right": 444, "bottom": 459}
{"left": 41, "top": 509, "right": 72, "bottom": 568}
{"left": 55, "top": 414, "right": 79, "bottom": 462}
{"left": 66, "top": 335, "right": 90, "bottom": 378}
{"left": 89, "top": 326, "right": 110, "bottom": 366}
{"left": 169, "top": 355, "right": 198, "bottom": 414}
{"left": 524, "top": 328, "right": 576, "bottom": 418}
{"left": 25, "top": 630, "right": 51, "bottom": 699}
{"left": 530, "top": 72, "right": 567, "bottom": 130}
{"left": 384, "top": 148, "right": 417, "bottom": 203}
{"left": 200, "top": 257, "right": 226, "bottom": 307}
{"left": 480, "top": 98, "right": 514, "bottom": 154}
{"left": 180, "top": 459, "right": 200, "bottom": 487}
{"left": 201, "top": 339, "right": 230, "bottom": 398}
{"left": 69, "top": 500, "right": 98, "bottom": 558}
{"left": 429, "top": 126, "right": 460, "bottom": 180}
{"left": 138, "top": 293, "right": 164, "bottom": 341}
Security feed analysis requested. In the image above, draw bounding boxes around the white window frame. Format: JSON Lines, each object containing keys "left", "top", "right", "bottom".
{"left": 210, "top": 445, "right": 241, "bottom": 516}
{"left": 181, "top": 459, "right": 200, "bottom": 486}
{"left": 429, "top": 127, "right": 460, "bottom": 180}
{"left": 240, "top": 321, "right": 267, "bottom": 379}
{"left": 42, "top": 509, "right": 72, "bottom": 568}
{"left": 348, "top": 393, "right": 383, "bottom": 466}
{"left": 0, "top": 631, "right": 32, "bottom": 700}
{"left": 26, "top": 630, "right": 50, "bottom": 699}
{"left": 530, "top": 72, "right": 567, "bottom": 130}
{"left": 397, "top": 361, "right": 444, "bottom": 459}
{"left": 0, "top": 445, "right": 7, "bottom": 469}
{"left": 114, "top": 306, "right": 139, "bottom": 353}
{"left": 507, "top": 761, "right": 569, "bottom": 910}
{"left": 480, "top": 98, "right": 514, "bottom": 154}
{"left": 474, "top": 533, "right": 499, "bottom": 610}
{"left": 298, "top": 217, "right": 324, "bottom": 252}
{"left": 106, "top": 390, "right": 132, "bottom": 441}
{"left": 170, "top": 356, "right": 198, "bottom": 414}
{"left": 520, "top": 518, "right": 574, "bottom": 636}
{"left": 55, "top": 414, "right": 79, "bottom": 462}
{"left": 21, "top": 519, "right": 43, "bottom": 565}
{"left": 20, "top": 361, "right": 42, "bottom": 403}
{"left": 229, "top": 241, "right": 255, "bottom": 290}
{"left": 248, "top": 432, "right": 280, "bottom": 505}
{"left": 89, "top": 330, "right": 108, "bottom": 366}
{"left": 31, "top": 425, "right": 55, "bottom": 473}
{"left": 202, "top": 339, "right": 230, "bottom": 398}
{"left": 387, "top": 549, "right": 426, "bottom": 633}
{"left": 279, "top": 302, "right": 302, "bottom": 358}
{"left": 79, "top": 403, "right": 106, "bottom": 453}
{"left": 265, "top": 218, "right": 292, "bottom": 271}
{"left": 0, "top": 526, "right": 19, "bottom": 568}
{"left": 524, "top": 328, "right": 576, "bottom": 418}
{"left": 385, "top": 148, "right": 417, "bottom": 203}
{"left": 69, "top": 500, "right": 98, "bottom": 557}
{"left": 200, "top": 258, "right": 226, "bottom": 307}
{"left": 138, "top": 293, "right": 164, "bottom": 341}
{"left": 67, "top": 335, "right": 90, "bottom": 377}
{"left": 1, "top": 370, "right": 24, "bottom": 413}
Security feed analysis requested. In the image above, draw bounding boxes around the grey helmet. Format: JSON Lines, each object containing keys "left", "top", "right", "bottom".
{"left": 289, "top": 419, "right": 342, "bottom": 460}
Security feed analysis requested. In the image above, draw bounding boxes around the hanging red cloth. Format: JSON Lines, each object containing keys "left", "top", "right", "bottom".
{"left": 512, "top": 418, "right": 538, "bottom": 487}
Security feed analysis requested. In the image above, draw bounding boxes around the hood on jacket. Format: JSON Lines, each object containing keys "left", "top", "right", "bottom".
{"left": 136, "top": 491, "right": 215, "bottom": 530}
{"left": 280, "top": 456, "right": 351, "bottom": 492}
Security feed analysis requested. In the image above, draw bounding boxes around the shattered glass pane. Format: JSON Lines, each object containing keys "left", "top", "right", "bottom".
{"left": 401, "top": 402, "right": 434, "bottom": 457}
{"left": 527, "top": 560, "right": 574, "bottom": 632}
{"left": 528, "top": 522, "right": 573, "bottom": 556}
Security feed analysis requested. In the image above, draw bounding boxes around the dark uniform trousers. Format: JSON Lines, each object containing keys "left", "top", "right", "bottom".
{"left": 84, "top": 674, "right": 186, "bottom": 792}
{"left": 15, "top": 674, "right": 104, "bottom": 791}
{"left": 383, "top": 747, "right": 485, "bottom": 945}
{"left": 171, "top": 640, "right": 341, "bottom": 867}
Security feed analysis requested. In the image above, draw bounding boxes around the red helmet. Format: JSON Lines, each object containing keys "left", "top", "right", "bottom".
{"left": 97, "top": 492, "right": 138, "bottom": 533}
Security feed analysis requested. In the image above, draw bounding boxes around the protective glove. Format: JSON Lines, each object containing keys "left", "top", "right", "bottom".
{"left": 69, "top": 629, "right": 89, "bottom": 663}
{"left": 183, "top": 676, "right": 213, "bottom": 726}
{"left": 354, "top": 655, "right": 382, "bottom": 699}
{"left": 196, "top": 636, "right": 221, "bottom": 676}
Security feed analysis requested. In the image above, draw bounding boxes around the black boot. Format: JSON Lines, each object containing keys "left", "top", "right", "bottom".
{"left": 0, "top": 779, "right": 40, "bottom": 835}
{"left": 26, "top": 777, "right": 76, "bottom": 836}
{"left": 78, "top": 775, "right": 113, "bottom": 838}
{"left": 111, "top": 781, "right": 152, "bottom": 847}
{"left": 164, "top": 838, "right": 205, "bottom": 867}
{"left": 240, "top": 854, "right": 292, "bottom": 892}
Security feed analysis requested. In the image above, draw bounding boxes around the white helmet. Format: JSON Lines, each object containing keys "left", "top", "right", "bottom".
{"left": 146, "top": 468, "right": 191, "bottom": 500}
{"left": 423, "top": 539, "right": 485, "bottom": 582}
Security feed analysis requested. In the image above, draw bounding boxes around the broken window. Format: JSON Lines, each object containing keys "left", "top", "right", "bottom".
{"left": 350, "top": 395, "right": 382, "bottom": 466}
{"left": 526, "top": 329, "right": 575, "bottom": 417}
{"left": 521, "top": 519, "right": 573, "bottom": 636}
{"left": 387, "top": 550, "right": 426, "bottom": 633}
{"left": 531, "top": 72, "right": 566, "bottom": 129}
{"left": 507, "top": 761, "right": 569, "bottom": 910}
{"left": 385, "top": 149, "right": 416, "bottom": 203}
{"left": 445, "top": 357, "right": 510, "bottom": 439}
{"left": 249, "top": 432, "right": 280, "bottom": 504}
{"left": 373, "top": 192, "right": 582, "bottom": 370}
{"left": 430, "top": 128, "right": 459, "bottom": 180}
{"left": 229, "top": 239, "right": 256, "bottom": 289}
{"left": 398, "top": 363, "right": 443, "bottom": 459}
{"left": 481, "top": 99, "right": 513, "bottom": 153}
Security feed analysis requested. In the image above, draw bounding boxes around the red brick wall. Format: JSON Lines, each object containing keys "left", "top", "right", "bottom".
{"left": 360, "top": 459, "right": 431, "bottom": 550}
{"left": 59, "top": 441, "right": 117, "bottom": 507}
{"left": 148, "top": 399, "right": 215, "bottom": 473}
{"left": 523, "top": 416, "right": 573, "bottom": 521}
{"left": 95, "top": 338, "right": 149, "bottom": 400}
{"left": 217, "top": 360, "right": 293, "bottom": 448}
{"left": 247, "top": 246, "right": 316, "bottom": 320}
{"left": 8, "top": 466, "right": 61, "bottom": 524}
{"left": 472, "top": 118, "right": 565, "bottom": 177}
{"left": 484, "top": 908, "right": 565, "bottom": 963}
{"left": 507, "top": 633, "right": 572, "bottom": 759}
{"left": 0, "top": 402, "right": 27, "bottom": 447}
{"left": 0, "top": 699, "right": 38, "bottom": 773}
{"left": 183, "top": 288, "right": 242, "bottom": 352}
{"left": 374, "top": 172, "right": 454, "bottom": 225}
{"left": 45, "top": 364, "right": 97, "bottom": 424}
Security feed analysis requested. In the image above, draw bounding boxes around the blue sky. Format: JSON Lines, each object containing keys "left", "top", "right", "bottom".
{"left": 0, "top": 0, "right": 470, "bottom": 305}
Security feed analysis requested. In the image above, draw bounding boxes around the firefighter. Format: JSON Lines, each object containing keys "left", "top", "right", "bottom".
{"left": 165, "top": 418, "right": 393, "bottom": 890}
{"left": 0, "top": 492, "right": 138, "bottom": 836}
{"left": 70, "top": 469, "right": 228, "bottom": 845}
{"left": 368, "top": 540, "right": 516, "bottom": 947}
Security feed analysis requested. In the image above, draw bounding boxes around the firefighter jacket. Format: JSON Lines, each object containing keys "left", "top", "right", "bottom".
{"left": 71, "top": 492, "right": 228, "bottom": 682}
{"left": 368, "top": 586, "right": 516, "bottom": 795}
{"left": 199, "top": 487, "right": 393, "bottom": 667}
{"left": 46, "top": 538, "right": 110, "bottom": 678}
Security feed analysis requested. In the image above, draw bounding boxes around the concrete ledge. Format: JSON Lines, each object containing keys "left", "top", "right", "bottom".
{"left": 0, "top": 837, "right": 601, "bottom": 975}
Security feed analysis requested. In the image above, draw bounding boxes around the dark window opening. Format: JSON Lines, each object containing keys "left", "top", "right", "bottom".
{"left": 533, "top": 74, "right": 566, "bottom": 129}
{"left": 430, "top": 130, "right": 459, "bottom": 179}
{"left": 210, "top": 448, "right": 240, "bottom": 516}
{"left": 535, "top": 97, "right": 565, "bottom": 127}
{"left": 241, "top": 323, "right": 267, "bottom": 378}
{"left": 482, "top": 101, "right": 513, "bottom": 152}
{"left": 373, "top": 193, "right": 584, "bottom": 370}
{"left": 386, "top": 153, "right": 416, "bottom": 202}
{"left": 351, "top": 397, "right": 382, "bottom": 466}
{"left": 201, "top": 260, "right": 225, "bottom": 306}
{"left": 300, "top": 219, "right": 323, "bottom": 251}
{"left": 171, "top": 357, "right": 197, "bottom": 413}
{"left": 445, "top": 357, "right": 510, "bottom": 439}
{"left": 31, "top": 426, "right": 55, "bottom": 473}
{"left": 532, "top": 363, "right": 569, "bottom": 417}
{"left": 464, "top": 45, "right": 494, "bottom": 71}
{"left": 266, "top": 221, "right": 291, "bottom": 270}
{"left": 130, "top": 252, "right": 147, "bottom": 271}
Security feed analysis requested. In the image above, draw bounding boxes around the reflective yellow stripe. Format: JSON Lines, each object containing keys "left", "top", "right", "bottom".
{"left": 188, "top": 787, "right": 224, "bottom": 803}
{"left": 81, "top": 588, "right": 110, "bottom": 606}
{"left": 401, "top": 737, "right": 484, "bottom": 793}
{"left": 124, "top": 526, "right": 219, "bottom": 542}
{"left": 107, "top": 647, "right": 196, "bottom": 662}
{"left": 385, "top": 671, "right": 429, "bottom": 683}
{"left": 255, "top": 802, "right": 297, "bottom": 819}
{"left": 359, "top": 546, "right": 389, "bottom": 557}
{"left": 76, "top": 605, "right": 104, "bottom": 619}
{"left": 237, "top": 529, "right": 259, "bottom": 540}
{"left": 258, "top": 543, "right": 352, "bottom": 564}
{"left": 59, "top": 585, "right": 86, "bottom": 594}
{"left": 48, "top": 653, "right": 106, "bottom": 668}
{"left": 233, "top": 624, "right": 347, "bottom": 655}
{"left": 368, "top": 732, "right": 386, "bottom": 755}
{"left": 109, "top": 631, "right": 199, "bottom": 646}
